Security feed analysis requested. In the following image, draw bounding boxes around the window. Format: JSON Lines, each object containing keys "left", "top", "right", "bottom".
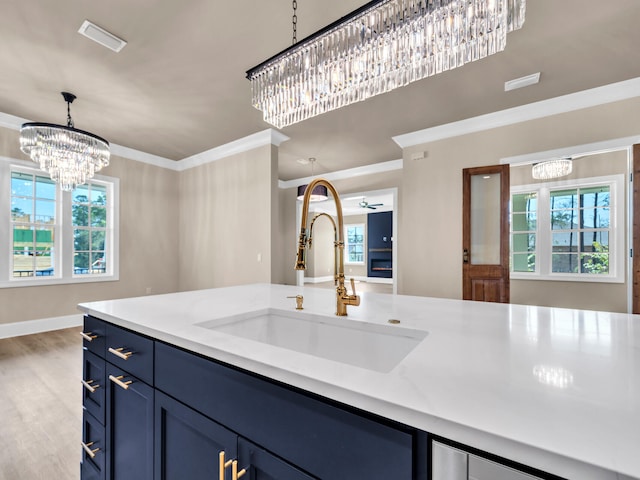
{"left": 510, "top": 175, "right": 624, "bottom": 282}
{"left": 345, "top": 224, "right": 365, "bottom": 264}
{"left": 1, "top": 162, "right": 118, "bottom": 287}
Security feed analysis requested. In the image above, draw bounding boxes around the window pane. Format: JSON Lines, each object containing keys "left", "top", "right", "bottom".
{"left": 73, "top": 205, "right": 89, "bottom": 226}
{"left": 580, "top": 232, "right": 609, "bottom": 251}
{"left": 512, "top": 192, "right": 537, "bottom": 213}
{"left": 551, "top": 209, "right": 577, "bottom": 230}
{"left": 512, "top": 212, "right": 536, "bottom": 231}
{"left": 74, "top": 252, "right": 90, "bottom": 273}
{"left": 512, "top": 233, "right": 535, "bottom": 252}
{"left": 90, "top": 207, "right": 107, "bottom": 228}
{"left": 35, "top": 199, "right": 55, "bottom": 224}
{"left": 35, "top": 176, "right": 56, "bottom": 200}
{"left": 74, "top": 185, "right": 90, "bottom": 203}
{"left": 11, "top": 172, "right": 33, "bottom": 197}
{"left": 74, "top": 229, "right": 90, "bottom": 251}
{"left": 552, "top": 253, "right": 579, "bottom": 273}
{"left": 11, "top": 197, "right": 33, "bottom": 221}
{"left": 512, "top": 253, "right": 535, "bottom": 272}
{"left": 580, "top": 207, "right": 610, "bottom": 229}
{"left": 581, "top": 253, "right": 609, "bottom": 274}
{"left": 91, "top": 253, "right": 106, "bottom": 273}
{"left": 550, "top": 189, "right": 578, "bottom": 209}
{"left": 91, "top": 230, "right": 106, "bottom": 250}
{"left": 552, "top": 232, "right": 578, "bottom": 252}
{"left": 91, "top": 184, "right": 107, "bottom": 205}
{"left": 580, "top": 186, "right": 610, "bottom": 208}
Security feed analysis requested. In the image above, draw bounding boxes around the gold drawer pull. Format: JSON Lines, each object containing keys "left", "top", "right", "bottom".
{"left": 80, "top": 331, "right": 98, "bottom": 342}
{"left": 81, "top": 441, "right": 100, "bottom": 458}
{"left": 81, "top": 379, "right": 100, "bottom": 393}
{"left": 232, "top": 460, "right": 247, "bottom": 480}
{"left": 219, "top": 451, "right": 233, "bottom": 480}
{"left": 108, "top": 347, "right": 133, "bottom": 360}
{"left": 109, "top": 374, "right": 132, "bottom": 390}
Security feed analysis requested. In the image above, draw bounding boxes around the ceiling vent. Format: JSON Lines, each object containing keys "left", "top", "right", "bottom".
{"left": 504, "top": 72, "right": 541, "bottom": 92}
{"left": 78, "top": 20, "right": 127, "bottom": 53}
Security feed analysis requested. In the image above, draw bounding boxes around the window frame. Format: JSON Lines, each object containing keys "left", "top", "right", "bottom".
{"left": 510, "top": 174, "right": 624, "bottom": 283}
{"left": 1, "top": 158, "right": 119, "bottom": 288}
{"left": 344, "top": 223, "right": 365, "bottom": 265}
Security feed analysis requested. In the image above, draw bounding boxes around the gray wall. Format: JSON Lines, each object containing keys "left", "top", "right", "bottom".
{"left": 0, "top": 128, "right": 180, "bottom": 324}
{"left": 398, "top": 97, "right": 640, "bottom": 312}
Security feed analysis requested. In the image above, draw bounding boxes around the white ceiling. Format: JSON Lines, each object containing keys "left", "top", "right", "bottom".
{"left": 1, "top": 1, "right": 640, "bottom": 181}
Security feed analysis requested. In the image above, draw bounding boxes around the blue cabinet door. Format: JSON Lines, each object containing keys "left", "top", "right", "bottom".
{"left": 154, "top": 391, "right": 237, "bottom": 480}
{"left": 106, "top": 364, "right": 154, "bottom": 480}
{"left": 238, "top": 439, "right": 316, "bottom": 480}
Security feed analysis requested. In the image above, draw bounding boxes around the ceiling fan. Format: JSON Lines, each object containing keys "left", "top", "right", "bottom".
{"left": 359, "top": 197, "right": 383, "bottom": 210}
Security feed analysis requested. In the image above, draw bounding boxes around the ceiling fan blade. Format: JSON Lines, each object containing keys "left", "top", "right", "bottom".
{"left": 368, "top": 203, "right": 383, "bottom": 207}
{"left": 367, "top": 205, "right": 377, "bottom": 209}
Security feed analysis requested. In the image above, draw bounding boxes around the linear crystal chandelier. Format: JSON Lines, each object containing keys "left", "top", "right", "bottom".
{"left": 246, "top": 0, "right": 526, "bottom": 129}
{"left": 20, "top": 92, "right": 110, "bottom": 191}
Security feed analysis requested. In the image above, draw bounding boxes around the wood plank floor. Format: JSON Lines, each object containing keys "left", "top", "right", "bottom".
{"left": 0, "top": 327, "right": 82, "bottom": 480}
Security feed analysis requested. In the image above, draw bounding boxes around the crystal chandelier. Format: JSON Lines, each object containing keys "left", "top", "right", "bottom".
{"left": 247, "top": 0, "right": 526, "bottom": 129}
{"left": 531, "top": 158, "right": 573, "bottom": 180}
{"left": 20, "top": 92, "right": 110, "bottom": 191}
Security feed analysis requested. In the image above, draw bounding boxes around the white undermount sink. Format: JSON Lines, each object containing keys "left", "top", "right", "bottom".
{"left": 196, "top": 308, "right": 427, "bottom": 373}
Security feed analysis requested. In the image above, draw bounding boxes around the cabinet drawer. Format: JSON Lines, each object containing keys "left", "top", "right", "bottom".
{"left": 82, "top": 350, "right": 106, "bottom": 424}
{"left": 82, "top": 411, "right": 106, "bottom": 479}
{"left": 156, "top": 342, "right": 415, "bottom": 479}
{"left": 82, "top": 316, "right": 106, "bottom": 357}
{"left": 105, "top": 324, "right": 154, "bottom": 385}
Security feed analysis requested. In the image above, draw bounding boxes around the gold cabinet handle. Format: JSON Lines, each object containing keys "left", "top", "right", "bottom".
{"left": 81, "top": 379, "right": 100, "bottom": 393}
{"left": 232, "top": 460, "right": 247, "bottom": 480}
{"left": 108, "top": 347, "right": 133, "bottom": 360}
{"left": 81, "top": 441, "right": 100, "bottom": 458}
{"left": 219, "top": 451, "right": 233, "bottom": 480}
{"left": 109, "top": 374, "right": 132, "bottom": 390}
{"left": 80, "top": 331, "right": 98, "bottom": 342}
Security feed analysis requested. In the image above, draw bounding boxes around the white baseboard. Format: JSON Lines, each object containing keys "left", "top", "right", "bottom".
{"left": 303, "top": 276, "right": 334, "bottom": 284}
{"left": 0, "top": 314, "right": 84, "bottom": 339}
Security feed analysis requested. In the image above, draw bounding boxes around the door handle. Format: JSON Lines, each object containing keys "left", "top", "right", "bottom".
{"left": 463, "top": 249, "right": 469, "bottom": 264}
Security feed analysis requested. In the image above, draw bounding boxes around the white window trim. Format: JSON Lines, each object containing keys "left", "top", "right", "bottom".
{"left": 510, "top": 174, "right": 624, "bottom": 283}
{"left": 344, "top": 223, "right": 365, "bottom": 265}
{"left": 0, "top": 158, "right": 119, "bottom": 288}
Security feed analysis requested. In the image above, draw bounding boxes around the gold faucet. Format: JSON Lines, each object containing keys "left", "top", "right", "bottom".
{"left": 295, "top": 178, "right": 360, "bottom": 316}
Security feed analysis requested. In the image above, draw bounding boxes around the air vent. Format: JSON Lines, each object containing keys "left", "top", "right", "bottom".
{"left": 78, "top": 20, "right": 127, "bottom": 53}
{"left": 504, "top": 72, "right": 541, "bottom": 92}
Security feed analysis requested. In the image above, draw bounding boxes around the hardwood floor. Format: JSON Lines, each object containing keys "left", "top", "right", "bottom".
{"left": 0, "top": 327, "right": 82, "bottom": 480}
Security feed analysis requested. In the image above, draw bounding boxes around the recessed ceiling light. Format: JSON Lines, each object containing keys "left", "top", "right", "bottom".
{"left": 504, "top": 72, "right": 541, "bottom": 92}
{"left": 78, "top": 20, "right": 127, "bottom": 53}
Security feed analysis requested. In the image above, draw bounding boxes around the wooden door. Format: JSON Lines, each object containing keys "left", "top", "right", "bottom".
{"left": 633, "top": 144, "right": 640, "bottom": 313}
{"left": 462, "top": 165, "right": 510, "bottom": 303}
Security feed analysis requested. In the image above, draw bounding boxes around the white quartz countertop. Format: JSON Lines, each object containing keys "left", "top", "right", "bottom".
{"left": 78, "top": 284, "right": 640, "bottom": 480}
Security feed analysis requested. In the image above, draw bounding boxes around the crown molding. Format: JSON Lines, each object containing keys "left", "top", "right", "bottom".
{"left": 500, "top": 135, "right": 640, "bottom": 166}
{"left": 0, "top": 113, "right": 289, "bottom": 172}
{"left": 393, "top": 77, "right": 640, "bottom": 148}
{"left": 176, "top": 129, "right": 289, "bottom": 172}
{"left": 279, "top": 159, "right": 403, "bottom": 189}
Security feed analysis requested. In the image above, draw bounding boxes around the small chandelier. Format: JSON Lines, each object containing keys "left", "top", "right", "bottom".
{"left": 296, "top": 158, "right": 328, "bottom": 202}
{"left": 531, "top": 158, "right": 573, "bottom": 180}
{"left": 20, "top": 92, "right": 110, "bottom": 191}
{"left": 247, "top": 0, "right": 526, "bottom": 129}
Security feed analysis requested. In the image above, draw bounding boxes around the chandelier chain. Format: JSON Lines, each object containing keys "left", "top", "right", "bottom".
{"left": 292, "top": 0, "right": 297, "bottom": 44}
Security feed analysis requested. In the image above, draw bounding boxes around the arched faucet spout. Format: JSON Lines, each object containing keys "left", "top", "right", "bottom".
{"left": 295, "top": 178, "right": 360, "bottom": 316}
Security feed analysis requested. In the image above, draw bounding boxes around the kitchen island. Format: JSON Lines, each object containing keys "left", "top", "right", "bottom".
{"left": 78, "top": 283, "right": 639, "bottom": 480}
